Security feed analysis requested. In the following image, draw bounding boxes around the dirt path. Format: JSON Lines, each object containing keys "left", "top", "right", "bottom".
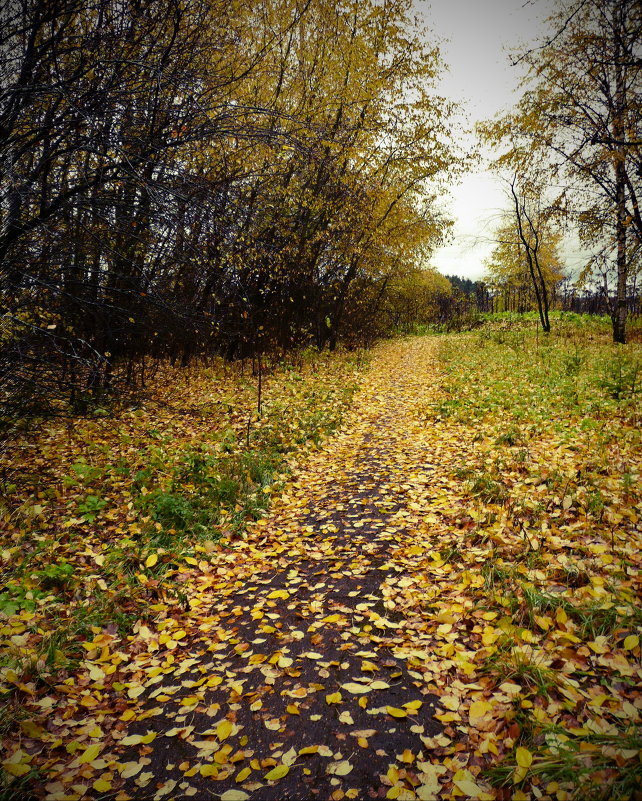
{"left": 32, "top": 338, "right": 482, "bottom": 801}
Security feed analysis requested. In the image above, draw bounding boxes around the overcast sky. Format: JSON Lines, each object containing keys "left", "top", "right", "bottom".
{"left": 415, "top": 0, "right": 553, "bottom": 279}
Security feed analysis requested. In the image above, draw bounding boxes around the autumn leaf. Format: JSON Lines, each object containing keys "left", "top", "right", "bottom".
{"left": 235, "top": 767, "right": 251, "bottom": 783}
{"left": 386, "top": 706, "right": 408, "bottom": 718}
{"left": 216, "top": 719, "right": 233, "bottom": 741}
{"left": 341, "top": 682, "right": 371, "bottom": 694}
{"left": 77, "top": 743, "right": 102, "bottom": 764}
{"left": 267, "top": 589, "right": 289, "bottom": 600}
{"left": 264, "top": 764, "right": 289, "bottom": 781}
{"left": 515, "top": 746, "right": 533, "bottom": 768}
{"left": 328, "top": 760, "right": 353, "bottom": 775}
{"left": 468, "top": 700, "right": 491, "bottom": 725}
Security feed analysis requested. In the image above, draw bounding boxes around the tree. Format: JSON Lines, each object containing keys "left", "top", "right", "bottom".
{"left": 381, "top": 268, "right": 452, "bottom": 333}
{"left": 480, "top": 0, "right": 642, "bottom": 342}
{"left": 0, "top": 0, "right": 459, "bottom": 418}
{"left": 485, "top": 190, "right": 565, "bottom": 322}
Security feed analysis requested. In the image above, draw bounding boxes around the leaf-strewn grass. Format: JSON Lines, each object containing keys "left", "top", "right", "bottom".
{"left": 0, "top": 349, "right": 366, "bottom": 709}
{"left": 428, "top": 316, "right": 642, "bottom": 799}
{"left": 1, "top": 317, "right": 641, "bottom": 800}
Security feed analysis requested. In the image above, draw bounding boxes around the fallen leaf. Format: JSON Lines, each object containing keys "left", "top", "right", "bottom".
{"left": 265, "top": 764, "right": 289, "bottom": 781}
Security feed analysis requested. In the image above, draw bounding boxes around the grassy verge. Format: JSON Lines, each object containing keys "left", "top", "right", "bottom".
{"left": 430, "top": 315, "right": 642, "bottom": 799}
{"left": 0, "top": 348, "right": 367, "bottom": 713}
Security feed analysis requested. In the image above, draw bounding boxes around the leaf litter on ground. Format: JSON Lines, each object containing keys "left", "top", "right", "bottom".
{"left": 1, "top": 322, "right": 641, "bottom": 801}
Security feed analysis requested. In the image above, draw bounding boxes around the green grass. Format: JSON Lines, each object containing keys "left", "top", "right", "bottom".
{"left": 488, "top": 728, "right": 642, "bottom": 800}
{"left": 432, "top": 312, "right": 642, "bottom": 799}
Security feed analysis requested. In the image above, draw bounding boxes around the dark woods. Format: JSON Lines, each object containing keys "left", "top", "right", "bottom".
{"left": 0, "top": 0, "right": 456, "bottom": 419}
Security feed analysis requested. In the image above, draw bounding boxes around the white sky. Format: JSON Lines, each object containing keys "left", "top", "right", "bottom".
{"left": 415, "top": 0, "right": 553, "bottom": 279}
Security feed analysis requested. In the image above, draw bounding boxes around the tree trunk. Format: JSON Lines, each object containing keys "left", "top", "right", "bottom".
{"left": 611, "top": 3, "right": 627, "bottom": 344}
{"left": 613, "top": 160, "right": 628, "bottom": 344}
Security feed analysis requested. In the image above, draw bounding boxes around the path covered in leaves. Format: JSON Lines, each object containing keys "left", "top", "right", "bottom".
{"left": 22, "top": 338, "right": 472, "bottom": 800}
{"left": 8, "top": 335, "right": 642, "bottom": 800}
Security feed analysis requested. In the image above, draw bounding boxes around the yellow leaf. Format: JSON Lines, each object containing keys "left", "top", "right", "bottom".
{"left": 468, "top": 700, "right": 491, "bottom": 724}
{"left": 481, "top": 626, "right": 500, "bottom": 646}
{"left": 145, "top": 553, "right": 158, "bottom": 568}
{"left": 78, "top": 743, "right": 101, "bottom": 763}
{"left": 2, "top": 763, "right": 30, "bottom": 777}
{"left": 326, "top": 692, "right": 342, "bottom": 705}
{"left": 267, "top": 589, "right": 289, "bottom": 600}
{"left": 386, "top": 706, "right": 407, "bottom": 718}
{"left": 417, "top": 784, "right": 439, "bottom": 800}
{"left": 121, "top": 734, "right": 143, "bottom": 746}
{"left": 400, "top": 749, "right": 414, "bottom": 763}
{"left": 93, "top": 778, "right": 112, "bottom": 792}
{"left": 299, "top": 746, "right": 319, "bottom": 755}
{"left": 282, "top": 747, "right": 297, "bottom": 766}
{"left": 221, "top": 792, "right": 250, "bottom": 801}
{"left": 88, "top": 665, "right": 105, "bottom": 682}
{"left": 341, "top": 682, "right": 370, "bottom": 694}
{"left": 236, "top": 767, "right": 251, "bottom": 783}
{"left": 515, "top": 746, "right": 533, "bottom": 768}
{"left": 120, "top": 762, "right": 143, "bottom": 779}
{"left": 217, "top": 720, "right": 233, "bottom": 740}
{"left": 513, "top": 765, "right": 528, "bottom": 784}
{"left": 624, "top": 635, "right": 639, "bottom": 650}
{"left": 200, "top": 764, "right": 218, "bottom": 777}
{"left": 265, "top": 764, "right": 289, "bottom": 781}
{"left": 286, "top": 704, "right": 300, "bottom": 715}
{"left": 452, "top": 777, "right": 487, "bottom": 798}
{"left": 181, "top": 696, "right": 199, "bottom": 707}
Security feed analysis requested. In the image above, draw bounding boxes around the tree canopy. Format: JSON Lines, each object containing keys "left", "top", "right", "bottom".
{"left": 0, "top": 0, "right": 459, "bottom": 416}
{"left": 479, "top": 0, "right": 642, "bottom": 341}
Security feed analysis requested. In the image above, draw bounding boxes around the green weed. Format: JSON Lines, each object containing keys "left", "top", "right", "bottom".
{"left": 597, "top": 352, "right": 640, "bottom": 400}
{"left": 77, "top": 494, "right": 107, "bottom": 522}
{"left": 487, "top": 727, "right": 642, "bottom": 800}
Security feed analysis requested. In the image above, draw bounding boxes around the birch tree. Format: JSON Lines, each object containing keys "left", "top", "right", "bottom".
{"left": 481, "top": 0, "right": 642, "bottom": 342}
